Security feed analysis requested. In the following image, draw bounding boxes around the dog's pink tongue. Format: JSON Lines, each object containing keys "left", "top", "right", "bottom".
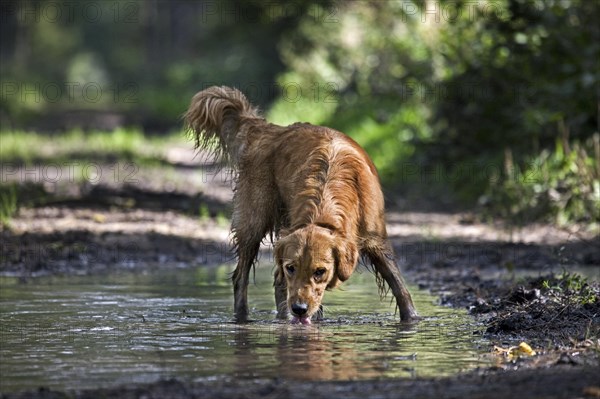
{"left": 291, "top": 316, "right": 312, "bottom": 325}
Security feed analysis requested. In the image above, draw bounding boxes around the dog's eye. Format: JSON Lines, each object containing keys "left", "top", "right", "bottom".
{"left": 314, "top": 268, "right": 326, "bottom": 278}
{"left": 285, "top": 265, "right": 295, "bottom": 274}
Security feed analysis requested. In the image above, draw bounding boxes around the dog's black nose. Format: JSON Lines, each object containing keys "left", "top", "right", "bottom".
{"left": 291, "top": 303, "right": 308, "bottom": 316}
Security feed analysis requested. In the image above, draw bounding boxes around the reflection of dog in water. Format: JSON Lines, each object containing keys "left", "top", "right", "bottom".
{"left": 276, "top": 329, "right": 361, "bottom": 380}
{"left": 185, "top": 86, "right": 417, "bottom": 323}
{"left": 232, "top": 326, "right": 362, "bottom": 380}
{"left": 231, "top": 325, "right": 415, "bottom": 380}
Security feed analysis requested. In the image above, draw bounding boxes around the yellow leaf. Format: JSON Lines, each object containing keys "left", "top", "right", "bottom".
{"left": 508, "top": 342, "right": 537, "bottom": 359}
{"left": 518, "top": 342, "right": 536, "bottom": 356}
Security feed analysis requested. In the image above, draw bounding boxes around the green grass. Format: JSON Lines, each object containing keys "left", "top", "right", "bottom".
{"left": 198, "top": 203, "right": 211, "bottom": 221}
{"left": 0, "top": 128, "right": 186, "bottom": 165}
{"left": 0, "top": 184, "right": 18, "bottom": 228}
{"left": 542, "top": 271, "right": 598, "bottom": 306}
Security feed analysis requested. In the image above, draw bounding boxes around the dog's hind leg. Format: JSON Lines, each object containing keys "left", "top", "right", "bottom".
{"left": 231, "top": 211, "right": 268, "bottom": 323}
{"left": 231, "top": 240, "right": 261, "bottom": 323}
{"left": 365, "top": 244, "right": 418, "bottom": 321}
{"left": 230, "top": 171, "right": 277, "bottom": 322}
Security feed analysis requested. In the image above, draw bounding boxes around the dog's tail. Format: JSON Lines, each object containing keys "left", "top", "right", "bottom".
{"left": 184, "top": 86, "right": 261, "bottom": 166}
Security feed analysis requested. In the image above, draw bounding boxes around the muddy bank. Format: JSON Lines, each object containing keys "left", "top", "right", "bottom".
{"left": 400, "top": 233, "right": 600, "bottom": 351}
{"left": 3, "top": 365, "right": 599, "bottom": 399}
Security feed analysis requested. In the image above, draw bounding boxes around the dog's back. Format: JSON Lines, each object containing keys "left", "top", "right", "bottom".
{"left": 268, "top": 124, "right": 386, "bottom": 239}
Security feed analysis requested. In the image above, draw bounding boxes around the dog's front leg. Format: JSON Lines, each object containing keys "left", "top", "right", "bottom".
{"left": 274, "top": 268, "right": 288, "bottom": 319}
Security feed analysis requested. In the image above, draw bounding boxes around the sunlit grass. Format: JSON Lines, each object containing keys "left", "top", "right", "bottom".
{"left": 0, "top": 128, "right": 187, "bottom": 165}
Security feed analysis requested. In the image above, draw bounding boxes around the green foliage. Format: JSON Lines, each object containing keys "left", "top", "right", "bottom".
{"left": 429, "top": 0, "right": 598, "bottom": 160}
{"left": 484, "top": 136, "right": 600, "bottom": 225}
{"left": 541, "top": 271, "right": 598, "bottom": 306}
{"left": 0, "top": 184, "right": 18, "bottom": 228}
{"left": 1, "top": 0, "right": 329, "bottom": 127}
{"left": 267, "top": 72, "right": 338, "bottom": 127}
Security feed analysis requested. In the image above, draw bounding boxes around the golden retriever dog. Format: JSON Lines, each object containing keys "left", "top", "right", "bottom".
{"left": 185, "top": 86, "right": 417, "bottom": 324}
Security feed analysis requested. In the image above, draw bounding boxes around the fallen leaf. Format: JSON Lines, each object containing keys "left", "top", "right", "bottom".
{"left": 493, "top": 342, "right": 537, "bottom": 359}
{"left": 514, "top": 342, "right": 536, "bottom": 356}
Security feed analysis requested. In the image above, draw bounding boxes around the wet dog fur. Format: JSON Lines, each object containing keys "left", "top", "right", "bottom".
{"left": 185, "top": 86, "right": 417, "bottom": 323}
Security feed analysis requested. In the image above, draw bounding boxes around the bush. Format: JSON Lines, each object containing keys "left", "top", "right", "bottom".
{"left": 483, "top": 135, "right": 600, "bottom": 225}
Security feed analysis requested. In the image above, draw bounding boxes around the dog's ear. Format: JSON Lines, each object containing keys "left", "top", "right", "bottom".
{"left": 273, "top": 261, "right": 285, "bottom": 286}
{"left": 333, "top": 240, "right": 358, "bottom": 282}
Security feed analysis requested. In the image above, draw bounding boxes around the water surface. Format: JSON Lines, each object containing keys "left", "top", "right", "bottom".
{"left": 0, "top": 265, "right": 490, "bottom": 392}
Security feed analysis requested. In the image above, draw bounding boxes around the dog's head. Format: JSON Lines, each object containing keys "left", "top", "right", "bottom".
{"left": 274, "top": 224, "right": 358, "bottom": 324}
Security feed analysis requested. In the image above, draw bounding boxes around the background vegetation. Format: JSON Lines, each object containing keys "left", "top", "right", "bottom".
{"left": 1, "top": 0, "right": 598, "bottom": 226}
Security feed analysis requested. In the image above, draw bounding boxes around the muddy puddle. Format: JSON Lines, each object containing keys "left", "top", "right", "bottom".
{"left": 0, "top": 265, "right": 491, "bottom": 393}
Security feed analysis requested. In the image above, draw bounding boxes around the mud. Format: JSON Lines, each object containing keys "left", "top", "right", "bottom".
{"left": 2, "top": 367, "right": 599, "bottom": 399}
